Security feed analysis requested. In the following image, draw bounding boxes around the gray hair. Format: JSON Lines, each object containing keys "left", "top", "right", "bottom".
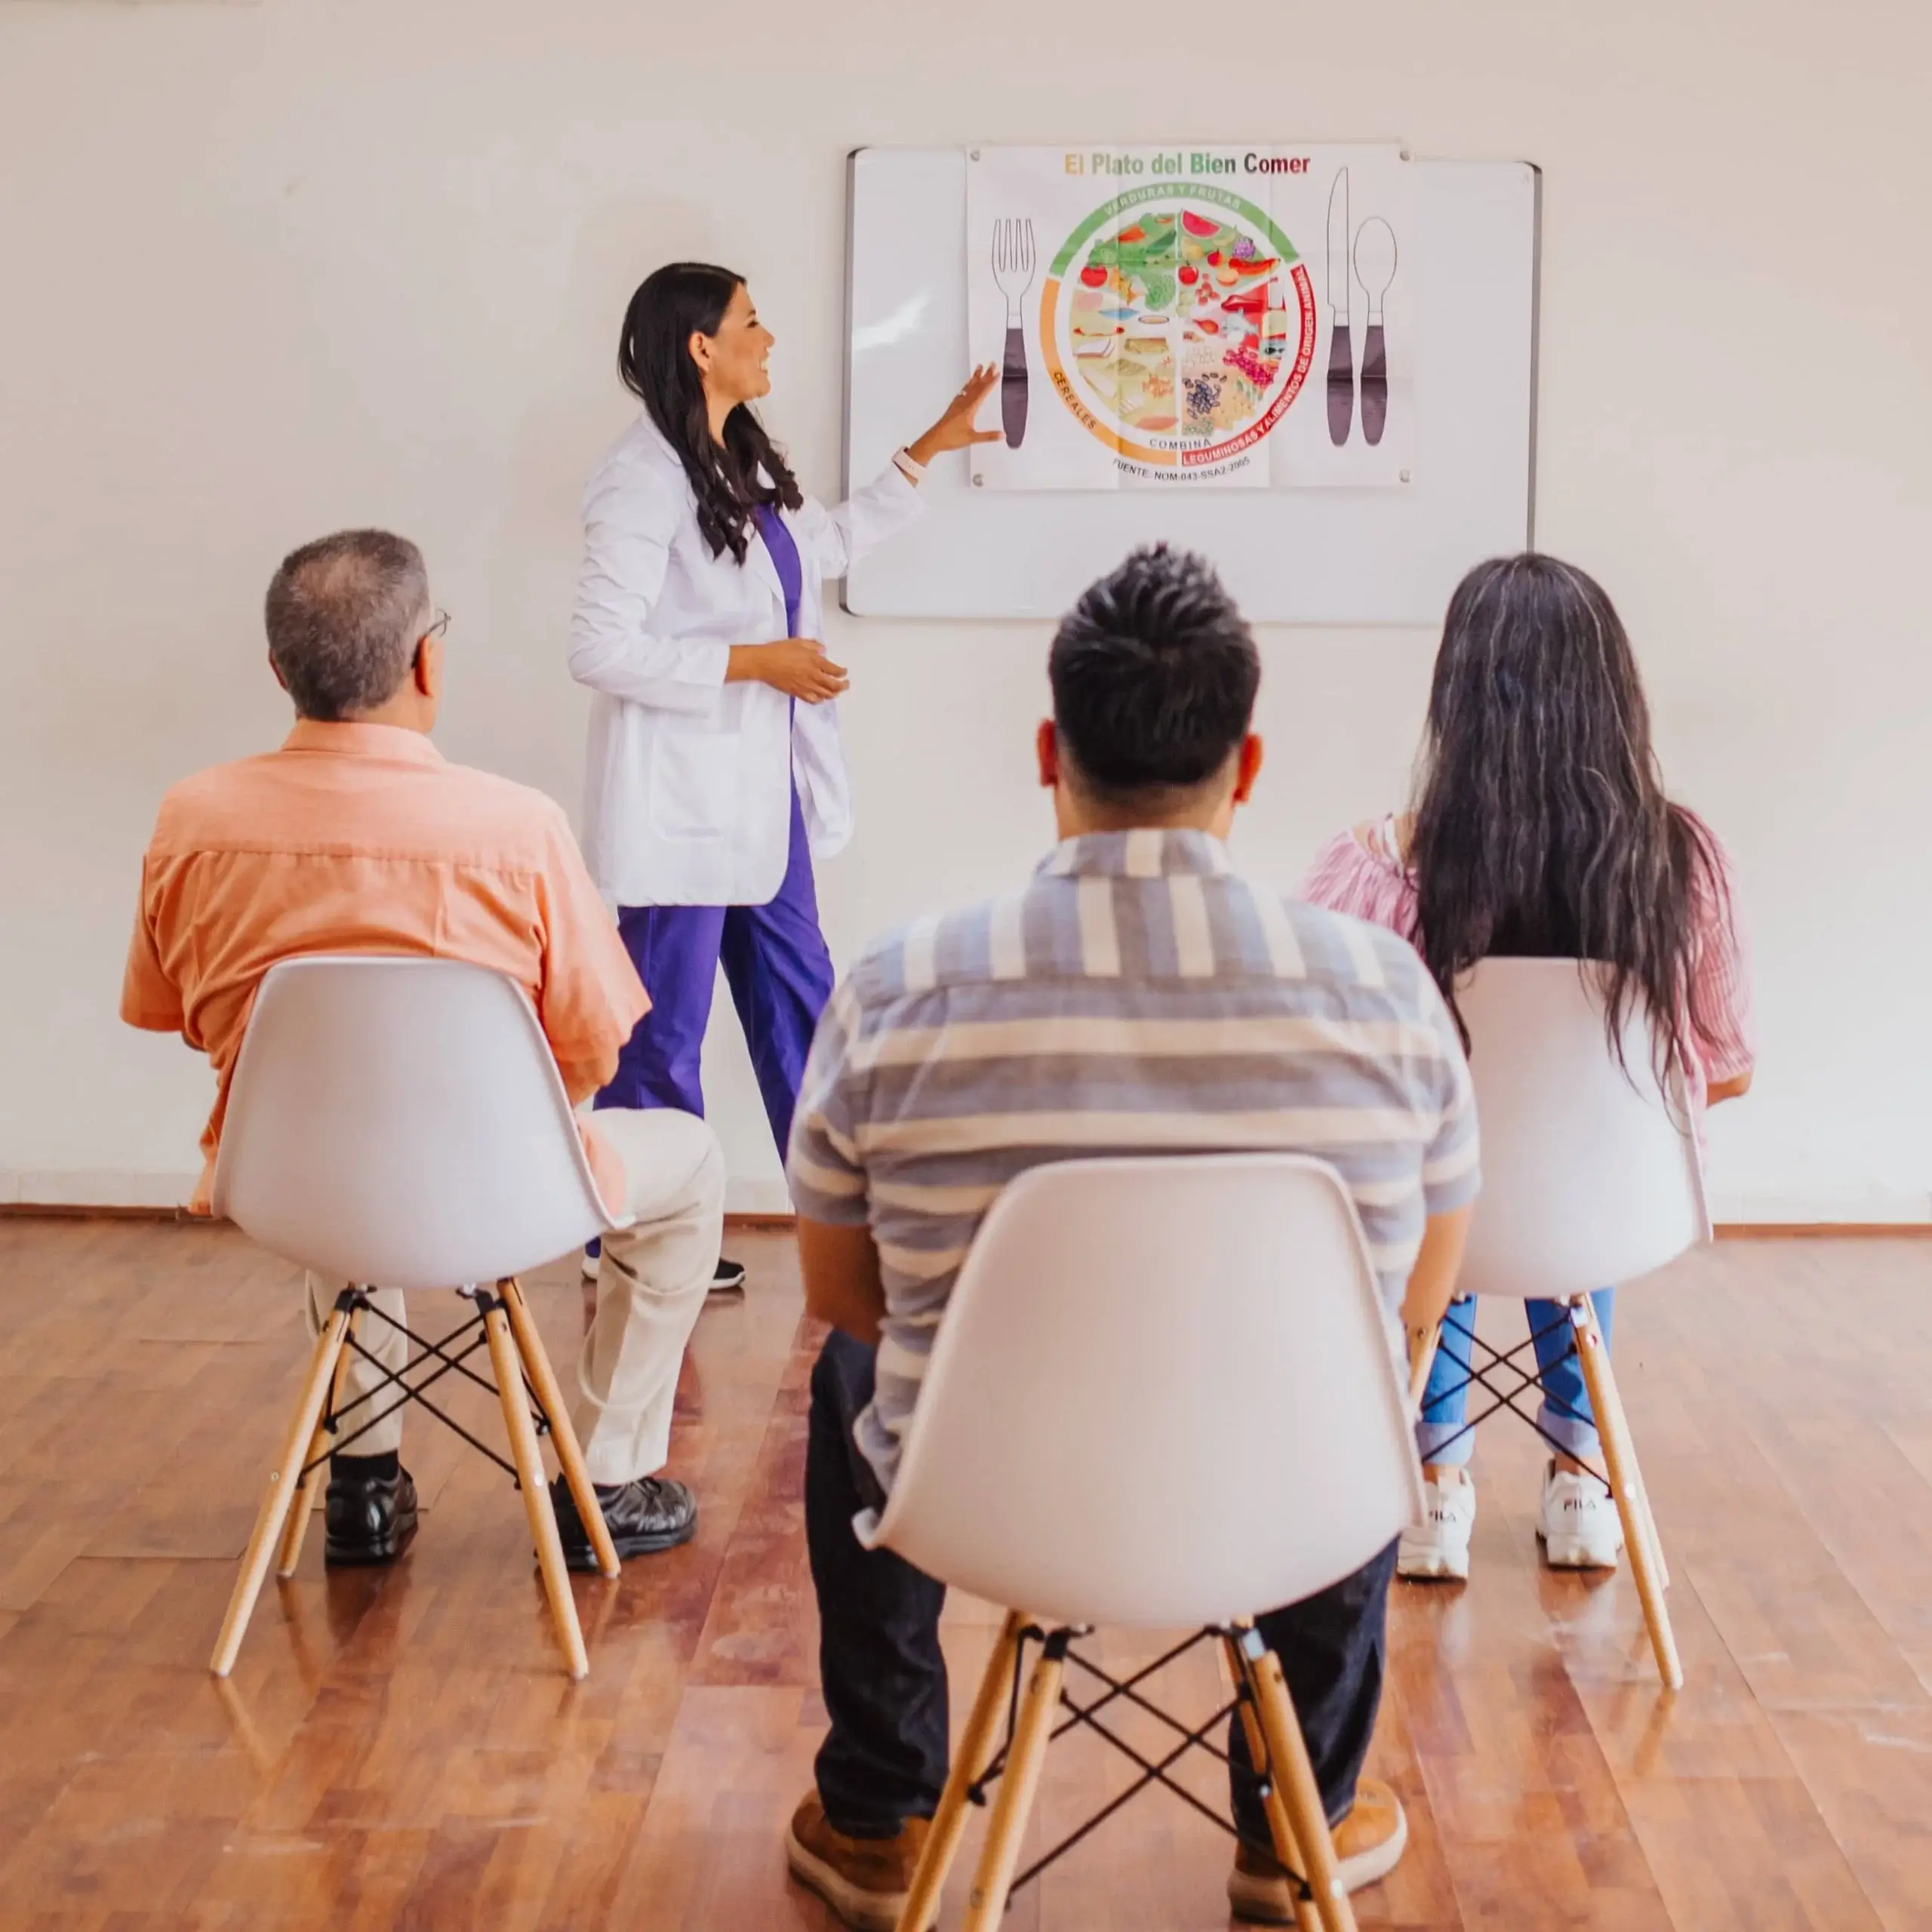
{"left": 264, "top": 529, "right": 429, "bottom": 721}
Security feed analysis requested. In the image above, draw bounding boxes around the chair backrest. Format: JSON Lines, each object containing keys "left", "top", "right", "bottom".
{"left": 1454, "top": 958, "right": 1710, "bottom": 1301}
{"left": 866, "top": 1153, "right": 1423, "bottom": 1630}
{"left": 211, "top": 955, "right": 616, "bottom": 1290}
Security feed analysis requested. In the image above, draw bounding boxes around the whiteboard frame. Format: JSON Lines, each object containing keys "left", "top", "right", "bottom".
{"left": 841, "top": 146, "right": 1543, "bottom": 626}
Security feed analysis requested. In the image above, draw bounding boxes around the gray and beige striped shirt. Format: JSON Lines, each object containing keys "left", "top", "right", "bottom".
{"left": 787, "top": 829, "right": 1481, "bottom": 1493}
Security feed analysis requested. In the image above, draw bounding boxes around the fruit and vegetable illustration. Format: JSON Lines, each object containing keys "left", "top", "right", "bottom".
{"left": 968, "top": 146, "right": 1411, "bottom": 488}
{"left": 1067, "top": 207, "right": 1292, "bottom": 438}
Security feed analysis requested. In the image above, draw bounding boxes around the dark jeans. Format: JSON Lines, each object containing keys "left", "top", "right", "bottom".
{"left": 807, "top": 1329, "right": 1399, "bottom": 1844}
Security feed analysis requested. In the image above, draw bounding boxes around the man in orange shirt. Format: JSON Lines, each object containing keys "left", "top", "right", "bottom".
{"left": 122, "top": 529, "right": 725, "bottom": 1569}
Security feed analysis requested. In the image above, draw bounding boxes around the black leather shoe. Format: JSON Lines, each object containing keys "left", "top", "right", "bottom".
{"left": 324, "top": 1463, "right": 419, "bottom": 1567}
{"left": 549, "top": 1473, "right": 697, "bottom": 1571}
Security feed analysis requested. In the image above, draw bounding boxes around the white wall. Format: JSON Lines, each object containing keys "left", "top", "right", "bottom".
{"left": 2, "top": 0, "right": 1927, "bottom": 1221}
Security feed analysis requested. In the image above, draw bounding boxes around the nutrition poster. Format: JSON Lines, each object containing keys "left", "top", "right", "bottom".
{"left": 968, "top": 144, "right": 1414, "bottom": 491}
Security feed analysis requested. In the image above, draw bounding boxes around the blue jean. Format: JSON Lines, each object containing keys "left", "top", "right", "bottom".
{"left": 1416, "top": 1291, "right": 1615, "bottom": 1467}
{"left": 595, "top": 785, "right": 834, "bottom": 1159}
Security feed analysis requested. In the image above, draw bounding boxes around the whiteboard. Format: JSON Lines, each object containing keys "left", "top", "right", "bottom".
{"left": 844, "top": 146, "right": 1540, "bottom": 626}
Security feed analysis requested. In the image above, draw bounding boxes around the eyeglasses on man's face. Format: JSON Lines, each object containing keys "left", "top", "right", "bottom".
{"left": 412, "top": 608, "right": 450, "bottom": 668}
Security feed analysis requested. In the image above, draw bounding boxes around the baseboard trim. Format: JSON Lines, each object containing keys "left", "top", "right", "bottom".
{"left": 0, "top": 1201, "right": 198, "bottom": 1222}
{"left": 4, "top": 1204, "right": 1926, "bottom": 1241}
{"left": 0, "top": 1204, "right": 801, "bottom": 1231}
{"left": 1714, "top": 1222, "right": 1932, "bottom": 1239}
{"left": 724, "top": 1216, "right": 1932, "bottom": 1240}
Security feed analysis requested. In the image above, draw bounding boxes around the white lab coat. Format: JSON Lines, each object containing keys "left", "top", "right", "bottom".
{"left": 568, "top": 416, "right": 925, "bottom": 906}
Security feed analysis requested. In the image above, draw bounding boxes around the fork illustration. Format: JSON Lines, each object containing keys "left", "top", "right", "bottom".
{"left": 992, "top": 217, "right": 1036, "bottom": 448}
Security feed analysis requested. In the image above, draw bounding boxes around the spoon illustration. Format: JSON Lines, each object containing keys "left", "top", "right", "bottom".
{"left": 1352, "top": 217, "right": 1397, "bottom": 448}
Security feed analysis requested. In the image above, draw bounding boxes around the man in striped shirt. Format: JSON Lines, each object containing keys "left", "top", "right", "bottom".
{"left": 783, "top": 546, "right": 1478, "bottom": 1931}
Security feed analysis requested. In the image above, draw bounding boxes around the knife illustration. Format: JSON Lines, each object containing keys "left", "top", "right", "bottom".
{"left": 1353, "top": 217, "right": 1398, "bottom": 448}
{"left": 1326, "top": 169, "right": 1353, "bottom": 447}
{"left": 992, "top": 217, "right": 1036, "bottom": 448}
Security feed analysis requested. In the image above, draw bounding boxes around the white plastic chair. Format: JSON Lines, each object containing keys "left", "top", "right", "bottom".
{"left": 1410, "top": 958, "right": 1710, "bottom": 1688}
{"left": 875, "top": 1153, "right": 1422, "bottom": 1932}
{"left": 208, "top": 955, "right": 626, "bottom": 1681}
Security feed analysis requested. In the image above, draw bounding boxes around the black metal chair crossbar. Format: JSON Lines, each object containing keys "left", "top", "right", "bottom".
{"left": 962, "top": 1622, "right": 1320, "bottom": 1913}
{"left": 1420, "top": 1303, "right": 1613, "bottom": 1496}
{"left": 212, "top": 1272, "right": 622, "bottom": 1684}
{"left": 299, "top": 1286, "right": 555, "bottom": 1485}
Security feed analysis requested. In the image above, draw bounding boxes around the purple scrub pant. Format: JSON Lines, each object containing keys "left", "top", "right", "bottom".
{"left": 594, "top": 785, "right": 834, "bottom": 1159}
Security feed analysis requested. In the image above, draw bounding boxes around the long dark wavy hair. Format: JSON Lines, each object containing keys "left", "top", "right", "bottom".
{"left": 1407, "top": 553, "right": 1732, "bottom": 1088}
{"left": 617, "top": 262, "right": 801, "bottom": 564}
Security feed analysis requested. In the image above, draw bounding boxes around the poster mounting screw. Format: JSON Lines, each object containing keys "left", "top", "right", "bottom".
{"left": 972, "top": 473, "right": 985, "bottom": 487}
{"left": 1400, "top": 469, "right": 1413, "bottom": 483}
{"left": 970, "top": 149, "right": 980, "bottom": 162}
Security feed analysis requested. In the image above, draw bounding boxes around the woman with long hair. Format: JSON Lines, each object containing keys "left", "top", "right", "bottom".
{"left": 570, "top": 262, "right": 995, "bottom": 1301}
{"left": 1302, "top": 552, "right": 1755, "bottom": 1579}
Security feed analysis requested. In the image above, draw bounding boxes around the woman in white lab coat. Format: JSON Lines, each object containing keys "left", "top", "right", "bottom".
{"left": 570, "top": 260, "right": 995, "bottom": 1286}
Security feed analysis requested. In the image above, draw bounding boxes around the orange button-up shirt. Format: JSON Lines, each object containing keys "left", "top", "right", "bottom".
{"left": 121, "top": 721, "right": 649, "bottom": 1215}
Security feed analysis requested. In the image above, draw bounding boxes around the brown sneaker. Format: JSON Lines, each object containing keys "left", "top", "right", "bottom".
{"left": 784, "top": 1793, "right": 935, "bottom": 1932}
{"left": 1226, "top": 1777, "right": 1409, "bottom": 1923}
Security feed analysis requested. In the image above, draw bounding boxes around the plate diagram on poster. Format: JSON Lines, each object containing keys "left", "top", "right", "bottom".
{"left": 968, "top": 145, "right": 1414, "bottom": 491}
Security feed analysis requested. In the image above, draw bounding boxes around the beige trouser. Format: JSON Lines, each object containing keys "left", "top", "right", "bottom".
{"left": 304, "top": 1106, "right": 726, "bottom": 1487}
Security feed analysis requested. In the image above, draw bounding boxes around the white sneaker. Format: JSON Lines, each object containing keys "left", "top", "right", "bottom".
{"left": 1398, "top": 1475, "right": 1475, "bottom": 1580}
{"left": 1537, "top": 1463, "right": 1623, "bottom": 1569}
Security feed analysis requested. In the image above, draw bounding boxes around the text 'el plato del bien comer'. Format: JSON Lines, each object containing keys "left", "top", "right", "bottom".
{"left": 1068, "top": 151, "right": 1314, "bottom": 178}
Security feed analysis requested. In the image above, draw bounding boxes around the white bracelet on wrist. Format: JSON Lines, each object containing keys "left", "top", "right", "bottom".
{"left": 891, "top": 447, "right": 927, "bottom": 485}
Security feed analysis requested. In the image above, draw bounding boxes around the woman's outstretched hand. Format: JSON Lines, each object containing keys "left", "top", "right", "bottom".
{"left": 904, "top": 365, "right": 1002, "bottom": 467}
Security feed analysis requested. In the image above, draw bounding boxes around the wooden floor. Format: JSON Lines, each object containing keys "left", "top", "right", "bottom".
{"left": 1, "top": 1223, "right": 1928, "bottom": 1929}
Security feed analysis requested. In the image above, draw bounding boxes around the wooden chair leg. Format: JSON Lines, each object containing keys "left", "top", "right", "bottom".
{"left": 1238, "top": 1628, "right": 1360, "bottom": 1932}
{"left": 1407, "top": 1321, "right": 1441, "bottom": 1416}
{"left": 211, "top": 1296, "right": 355, "bottom": 1677}
{"left": 481, "top": 1291, "right": 590, "bottom": 1681}
{"left": 276, "top": 1311, "right": 357, "bottom": 1580}
{"left": 1222, "top": 1630, "right": 1321, "bottom": 1932}
{"left": 1564, "top": 1299, "right": 1671, "bottom": 1589}
{"left": 500, "top": 1276, "right": 620, "bottom": 1580}
{"left": 896, "top": 1611, "right": 1027, "bottom": 1932}
{"left": 960, "top": 1627, "right": 1068, "bottom": 1932}
{"left": 1569, "top": 1297, "right": 1682, "bottom": 1690}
